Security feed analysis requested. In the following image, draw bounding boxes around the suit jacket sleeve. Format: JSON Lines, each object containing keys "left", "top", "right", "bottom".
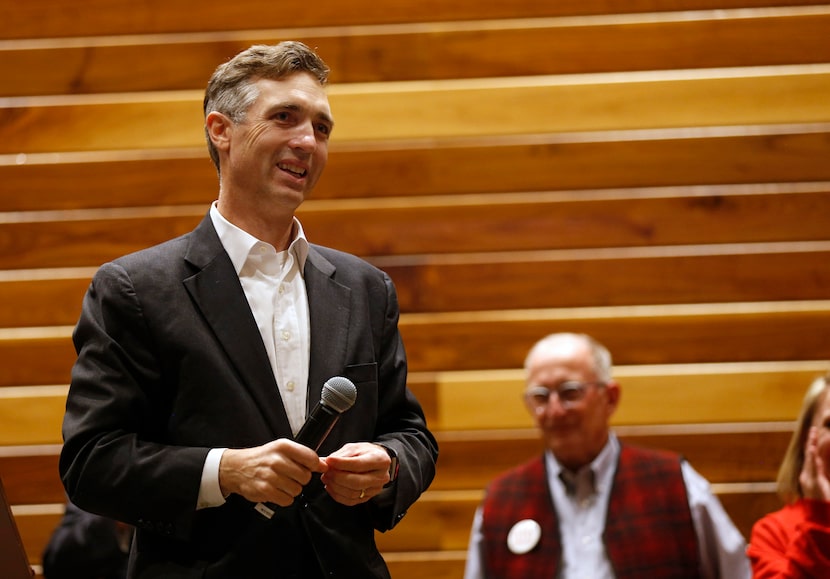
{"left": 59, "top": 258, "right": 209, "bottom": 539}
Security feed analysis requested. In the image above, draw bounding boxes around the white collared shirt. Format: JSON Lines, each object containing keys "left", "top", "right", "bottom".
{"left": 197, "top": 202, "right": 311, "bottom": 508}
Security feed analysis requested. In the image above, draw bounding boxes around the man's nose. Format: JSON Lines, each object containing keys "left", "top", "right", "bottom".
{"left": 290, "top": 122, "right": 317, "bottom": 151}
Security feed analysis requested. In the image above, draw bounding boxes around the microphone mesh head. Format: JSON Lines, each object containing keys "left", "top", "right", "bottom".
{"left": 321, "top": 376, "right": 357, "bottom": 413}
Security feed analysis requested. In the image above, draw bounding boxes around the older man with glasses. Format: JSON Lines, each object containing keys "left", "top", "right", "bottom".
{"left": 462, "top": 332, "right": 751, "bottom": 579}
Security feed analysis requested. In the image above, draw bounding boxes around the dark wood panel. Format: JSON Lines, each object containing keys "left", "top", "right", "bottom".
{"left": 382, "top": 246, "right": 830, "bottom": 313}
{"left": 3, "top": 190, "right": 829, "bottom": 269}
{"left": 0, "top": 334, "right": 75, "bottom": 387}
{"left": 400, "top": 304, "right": 830, "bottom": 371}
{"left": 3, "top": 0, "right": 826, "bottom": 39}
{"left": 0, "top": 450, "right": 63, "bottom": 504}
{"left": 1, "top": 245, "right": 828, "bottom": 326}
{"left": 4, "top": 11, "right": 829, "bottom": 96}
{"left": 3, "top": 127, "right": 829, "bottom": 210}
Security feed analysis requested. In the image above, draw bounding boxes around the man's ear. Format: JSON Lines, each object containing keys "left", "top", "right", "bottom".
{"left": 205, "top": 111, "right": 232, "bottom": 152}
{"left": 605, "top": 380, "right": 621, "bottom": 414}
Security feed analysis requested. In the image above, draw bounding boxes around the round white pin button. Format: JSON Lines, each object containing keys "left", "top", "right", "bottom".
{"left": 507, "top": 519, "right": 542, "bottom": 554}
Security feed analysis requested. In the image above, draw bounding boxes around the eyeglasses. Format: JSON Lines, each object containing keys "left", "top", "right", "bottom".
{"left": 524, "top": 381, "right": 605, "bottom": 410}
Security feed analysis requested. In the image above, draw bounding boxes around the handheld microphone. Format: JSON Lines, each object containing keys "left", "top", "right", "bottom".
{"left": 295, "top": 376, "right": 357, "bottom": 451}
{"left": 255, "top": 376, "right": 357, "bottom": 519}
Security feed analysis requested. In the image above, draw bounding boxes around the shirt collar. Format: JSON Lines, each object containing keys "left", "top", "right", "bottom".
{"left": 209, "top": 201, "right": 309, "bottom": 275}
{"left": 547, "top": 432, "right": 620, "bottom": 495}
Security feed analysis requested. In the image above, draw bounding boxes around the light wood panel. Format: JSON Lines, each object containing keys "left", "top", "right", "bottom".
{"left": 0, "top": 361, "right": 820, "bottom": 444}
{"left": 4, "top": 66, "right": 830, "bottom": 154}
{"left": 0, "top": 387, "right": 67, "bottom": 445}
{"left": 414, "top": 361, "right": 826, "bottom": 430}
{"left": 6, "top": 486, "right": 782, "bottom": 570}
{"left": 0, "top": 423, "right": 792, "bottom": 507}
{"left": 1, "top": 302, "right": 828, "bottom": 384}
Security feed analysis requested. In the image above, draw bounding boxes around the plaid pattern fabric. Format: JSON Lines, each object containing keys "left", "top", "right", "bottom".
{"left": 481, "top": 457, "right": 560, "bottom": 578}
{"left": 480, "top": 444, "right": 700, "bottom": 579}
{"left": 604, "top": 445, "right": 700, "bottom": 578}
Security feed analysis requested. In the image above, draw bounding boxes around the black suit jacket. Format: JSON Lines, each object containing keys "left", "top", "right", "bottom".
{"left": 42, "top": 501, "right": 129, "bottom": 579}
{"left": 59, "top": 214, "right": 438, "bottom": 578}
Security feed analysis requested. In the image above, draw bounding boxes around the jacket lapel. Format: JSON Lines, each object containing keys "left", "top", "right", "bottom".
{"left": 304, "top": 247, "right": 351, "bottom": 411}
{"left": 182, "top": 214, "right": 291, "bottom": 435}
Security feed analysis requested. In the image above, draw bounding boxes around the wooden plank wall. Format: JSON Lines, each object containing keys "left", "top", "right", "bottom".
{"left": 2, "top": 2, "right": 829, "bottom": 577}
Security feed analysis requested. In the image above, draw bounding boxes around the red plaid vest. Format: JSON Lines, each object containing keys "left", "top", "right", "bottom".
{"left": 480, "top": 444, "right": 701, "bottom": 578}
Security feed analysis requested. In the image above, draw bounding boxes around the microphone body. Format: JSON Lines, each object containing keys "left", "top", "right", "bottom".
{"left": 255, "top": 376, "right": 357, "bottom": 519}
{"left": 295, "top": 401, "right": 341, "bottom": 451}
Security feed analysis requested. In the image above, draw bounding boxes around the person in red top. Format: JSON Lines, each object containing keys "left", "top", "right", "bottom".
{"left": 748, "top": 373, "right": 830, "bottom": 577}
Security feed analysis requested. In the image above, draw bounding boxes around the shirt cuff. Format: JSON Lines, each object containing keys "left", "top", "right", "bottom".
{"left": 196, "top": 448, "right": 227, "bottom": 510}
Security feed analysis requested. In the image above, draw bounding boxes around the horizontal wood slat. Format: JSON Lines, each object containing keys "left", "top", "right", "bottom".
{"left": 3, "top": 482, "right": 786, "bottom": 574}
{"left": 401, "top": 301, "right": 830, "bottom": 371}
{"left": 431, "top": 424, "right": 794, "bottom": 489}
{"left": 4, "top": 66, "right": 830, "bottom": 153}
{"left": 373, "top": 486, "right": 781, "bottom": 551}
{"left": 0, "top": 425, "right": 791, "bottom": 506}
{"left": 1, "top": 362, "right": 821, "bottom": 444}
{"left": 0, "top": 446, "right": 63, "bottom": 504}
{"left": 382, "top": 243, "right": 830, "bottom": 313}
{"left": 1, "top": 302, "right": 828, "bottom": 384}
{"left": 3, "top": 184, "right": 829, "bottom": 267}
{"left": 11, "top": 506, "right": 62, "bottom": 567}
{"left": 3, "top": 1, "right": 826, "bottom": 571}
{"left": 0, "top": 241, "right": 828, "bottom": 325}
{"left": 4, "top": 125, "right": 829, "bottom": 210}
{"left": 3, "top": 480, "right": 784, "bottom": 568}
{"left": 0, "top": 305, "right": 827, "bottom": 384}
{"left": 0, "top": 332, "right": 75, "bottom": 388}
{"left": 409, "top": 361, "right": 826, "bottom": 430}
{"left": 383, "top": 551, "right": 466, "bottom": 579}
{"left": 3, "top": 0, "right": 827, "bottom": 39}
{"left": 4, "top": 9, "right": 830, "bottom": 96}
{"left": 408, "top": 357, "right": 830, "bottom": 430}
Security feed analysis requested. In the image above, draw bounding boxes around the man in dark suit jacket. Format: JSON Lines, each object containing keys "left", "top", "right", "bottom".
{"left": 59, "top": 41, "right": 438, "bottom": 579}
{"left": 42, "top": 501, "right": 131, "bottom": 579}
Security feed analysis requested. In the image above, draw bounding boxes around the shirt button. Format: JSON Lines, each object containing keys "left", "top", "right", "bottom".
{"left": 281, "top": 330, "right": 290, "bottom": 341}
{"left": 286, "top": 381, "right": 295, "bottom": 392}
{"left": 278, "top": 284, "right": 285, "bottom": 294}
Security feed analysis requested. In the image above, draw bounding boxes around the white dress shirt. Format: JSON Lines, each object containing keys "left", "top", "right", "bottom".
{"left": 463, "top": 433, "right": 752, "bottom": 579}
{"left": 196, "top": 203, "right": 311, "bottom": 508}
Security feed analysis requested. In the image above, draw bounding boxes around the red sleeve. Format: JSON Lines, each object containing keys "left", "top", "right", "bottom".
{"left": 748, "top": 500, "right": 830, "bottom": 578}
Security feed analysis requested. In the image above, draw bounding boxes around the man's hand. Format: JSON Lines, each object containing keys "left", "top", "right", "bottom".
{"left": 218, "top": 439, "right": 328, "bottom": 507}
{"left": 321, "top": 442, "right": 392, "bottom": 505}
